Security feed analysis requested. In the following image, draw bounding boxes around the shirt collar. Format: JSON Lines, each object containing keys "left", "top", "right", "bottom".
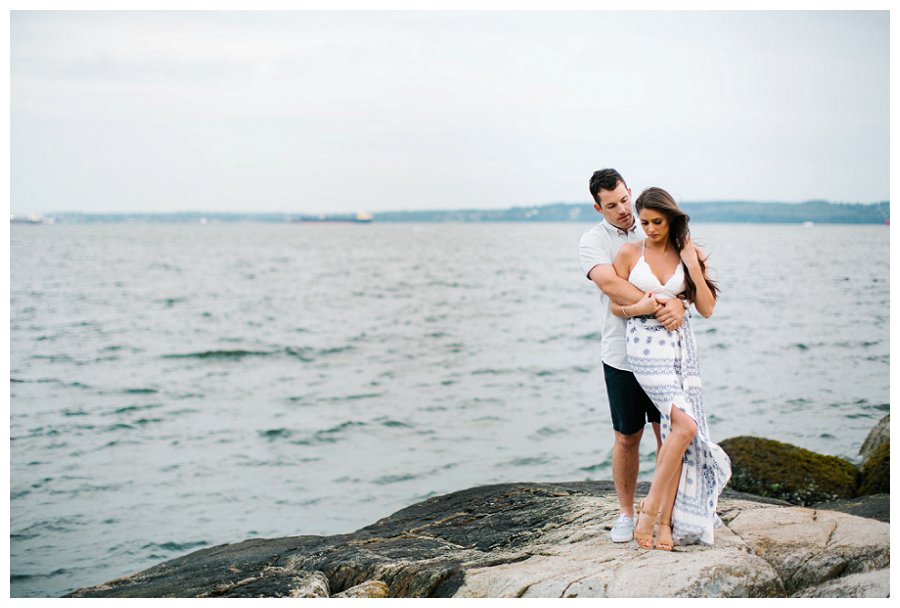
{"left": 604, "top": 217, "right": 638, "bottom": 237}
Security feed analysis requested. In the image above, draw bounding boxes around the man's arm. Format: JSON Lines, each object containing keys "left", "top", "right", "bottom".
{"left": 589, "top": 262, "right": 687, "bottom": 331}
{"left": 580, "top": 235, "right": 685, "bottom": 330}
{"left": 587, "top": 264, "right": 645, "bottom": 307}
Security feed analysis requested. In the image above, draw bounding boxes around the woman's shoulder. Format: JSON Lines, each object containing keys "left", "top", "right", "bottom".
{"left": 613, "top": 241, "right": 641, "bottom": 270}
{"left": 617, "top": 241, "right": 642, "bottom": 258}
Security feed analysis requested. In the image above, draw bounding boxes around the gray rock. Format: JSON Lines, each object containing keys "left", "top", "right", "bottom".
{"left": 724, "top": 501, "right": 889, "bottom": 595}
{"left": 332, "top": 580, "right": 390, "bottom": 598}
{"left": 65, "top": 481, "right": 889, "bottom": 598}
{"left": 792, "top": 569, "right": 889, "bottom": 598}
{"left": 859, "top": 415, "right": 889, "bottom": 463}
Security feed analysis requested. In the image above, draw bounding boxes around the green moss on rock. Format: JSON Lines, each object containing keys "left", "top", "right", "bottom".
{"left": 719, "top": 436, "right": 858, "bottom": 506}
{"left": 857, "top": 441, "right": 889, "bottom": 497}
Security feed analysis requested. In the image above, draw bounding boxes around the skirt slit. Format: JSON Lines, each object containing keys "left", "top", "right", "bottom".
{"left": 626, "top": 315, "right": 731, "bottom": 545}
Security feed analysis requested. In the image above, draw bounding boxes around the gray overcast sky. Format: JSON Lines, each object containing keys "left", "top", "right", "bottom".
{"left": 10, "top": 10, "right": 890, "bottom": 214}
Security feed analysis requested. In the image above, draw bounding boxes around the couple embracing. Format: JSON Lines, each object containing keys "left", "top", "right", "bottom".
{"left": 579, "top": 168, "right": 731, "bottom": 551}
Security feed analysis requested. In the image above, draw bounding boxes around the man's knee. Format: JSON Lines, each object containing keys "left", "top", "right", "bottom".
{"left": 614, "top": 429, "right": 643, "bottom": 450}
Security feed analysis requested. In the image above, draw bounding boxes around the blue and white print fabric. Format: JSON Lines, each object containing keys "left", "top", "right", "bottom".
{"left": 627, "top": 315, "right": 732, "bottom": 545}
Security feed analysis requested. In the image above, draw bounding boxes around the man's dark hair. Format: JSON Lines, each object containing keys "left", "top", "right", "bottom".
{"left": 589, "top": 168, "right": 627, "bottom": 204}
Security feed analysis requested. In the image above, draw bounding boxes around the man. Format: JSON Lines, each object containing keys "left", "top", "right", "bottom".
{"left": 579, "top": 168, "right": 687, "bottom": 543}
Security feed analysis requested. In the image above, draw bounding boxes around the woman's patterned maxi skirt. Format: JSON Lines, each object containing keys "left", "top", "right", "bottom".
{"left": 626, "top": 314, "right": 732, "bottom": 545}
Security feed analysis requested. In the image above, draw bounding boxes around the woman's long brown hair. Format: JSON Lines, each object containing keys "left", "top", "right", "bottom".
{"left": 635, "top": 187, "right": 719, "bottom": 303}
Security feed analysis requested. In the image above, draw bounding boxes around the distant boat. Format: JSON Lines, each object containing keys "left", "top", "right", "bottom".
{"left": 292, "top": 212, "right": 373, "bottom": 224}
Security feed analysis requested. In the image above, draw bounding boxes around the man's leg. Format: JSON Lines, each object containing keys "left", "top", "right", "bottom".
{"left": 603, "top": 363, "right": 650, "bottom": 542}
{"left": 650, "top": 422, "right": 662, "bottom": 463}
{"left": 612, "top": 428, "right": 643, "bottom": 517}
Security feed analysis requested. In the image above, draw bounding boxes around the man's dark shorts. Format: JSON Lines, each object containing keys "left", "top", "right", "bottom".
{"left": 603, "top": 362, "right": 660, "bottom": 435}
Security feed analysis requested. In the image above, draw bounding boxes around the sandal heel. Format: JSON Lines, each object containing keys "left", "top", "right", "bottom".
{"left": 633, "top": 499, "right": 656, "bottom": 549}
{"left": 656, "top": 519, "right": 673, "bottom": 551}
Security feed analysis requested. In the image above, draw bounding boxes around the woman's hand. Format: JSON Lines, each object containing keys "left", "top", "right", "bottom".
{"left": 631, "top": 291, "right": 659, "bottom": 316}
{"left": 680, "top": 237, "right": 701, "bottom": 269}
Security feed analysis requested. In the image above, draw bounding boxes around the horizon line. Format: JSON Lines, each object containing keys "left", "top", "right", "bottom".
{"left": 10, "top": 198, "right": 891, "bottom": 217}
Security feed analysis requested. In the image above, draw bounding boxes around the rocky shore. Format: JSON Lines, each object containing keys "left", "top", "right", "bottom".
{"left": 66, "top": 416, "right": 890, "bottom": 598}
{"left": 66, "top": 481, "right": 888, "bottom": 598}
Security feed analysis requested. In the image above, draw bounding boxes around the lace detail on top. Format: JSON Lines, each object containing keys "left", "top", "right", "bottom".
{"left": 628, "top": 242, "right": 686, "bottom": 299}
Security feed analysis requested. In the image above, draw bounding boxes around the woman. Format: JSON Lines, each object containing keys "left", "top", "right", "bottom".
{"left": 611, "top": 187, "right": 731, "bottom": 550}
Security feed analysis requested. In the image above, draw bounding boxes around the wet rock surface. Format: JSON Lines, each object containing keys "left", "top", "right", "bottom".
{"left": 812, "top": 493, "right": 890, "bottom": 523}
{"left": 859, "top": 415, "right": 889, "bottom": 463}
{"left": 66, "top": 481, "right": 889, "bottom": 598}
{"left": 857, "top": 415, "right": 890, "bottom": 497}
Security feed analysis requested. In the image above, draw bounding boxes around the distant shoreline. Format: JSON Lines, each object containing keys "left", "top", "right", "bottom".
{"left": 10, "top": 200, "right": 890, "bottom": 225}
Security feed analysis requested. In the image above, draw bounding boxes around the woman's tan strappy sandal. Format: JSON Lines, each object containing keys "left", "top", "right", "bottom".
{"left": 656, "top": 518, "right": 673, "bottom": 551}
{"left": 634, "top": 499, "right": 655, "bottom": 549}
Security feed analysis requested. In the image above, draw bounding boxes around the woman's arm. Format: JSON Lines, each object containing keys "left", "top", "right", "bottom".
{"left": 682, "top": 239, "right": 716, "bottom": 318}
{"left": 611, "top": 290, "right": 660, "bottom": 318}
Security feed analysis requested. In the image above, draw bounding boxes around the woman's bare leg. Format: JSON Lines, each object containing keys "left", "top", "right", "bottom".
{"left": 656, "top": 460, "right": 682, "bottom": 549}
{"left": 656, "top": 406, "right": 696, "bottom": 512}
{"left": 634, "top": 406, "right": 697, "bottom": 544}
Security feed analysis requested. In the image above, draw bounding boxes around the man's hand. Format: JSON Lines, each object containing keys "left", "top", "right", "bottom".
{"left": 654, "top": 297, "right": 686, "bottom": 331}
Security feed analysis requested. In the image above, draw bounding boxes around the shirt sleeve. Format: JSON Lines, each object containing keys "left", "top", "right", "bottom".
{"left": 579, "top": 230, "right": 612, "bottom": 279}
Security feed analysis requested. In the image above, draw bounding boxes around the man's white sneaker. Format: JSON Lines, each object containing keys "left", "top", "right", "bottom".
{"left": 610, "top": 513, "right": 634, "bottom": 543}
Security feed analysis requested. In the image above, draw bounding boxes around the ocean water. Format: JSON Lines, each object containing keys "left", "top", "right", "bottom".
{"left": 9, "top": 222, "right": 889, "bottom": 597}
